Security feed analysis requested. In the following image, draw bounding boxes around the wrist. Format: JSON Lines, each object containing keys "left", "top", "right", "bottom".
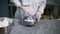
{"left": 18, "top": 5, "right": 23, "bottom": 9}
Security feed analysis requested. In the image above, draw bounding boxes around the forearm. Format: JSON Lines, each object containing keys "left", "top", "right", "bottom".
{"left": 12, "top": 0, "right": 21, "bottom": 7}
{"left": 12, "top": 0, "right": 25, "bottom": 11}
{"left": 12, "top": 0, "right": 29, "bottom": 14}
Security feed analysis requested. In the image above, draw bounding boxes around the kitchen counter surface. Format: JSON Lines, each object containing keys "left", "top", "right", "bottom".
{"left": 10, "top": 19, "right": 60, "bottom": 34}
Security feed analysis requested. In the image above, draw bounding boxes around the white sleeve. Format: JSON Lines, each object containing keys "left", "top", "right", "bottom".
{"left": 38, "top": 0, "right": 46, "bottom": 14}
{"left": 12, "top": 0, "right": 21, "bottom": 7}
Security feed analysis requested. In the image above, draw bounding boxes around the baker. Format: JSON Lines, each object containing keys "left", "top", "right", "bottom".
{"left": 12, "top": 0, "right": 46, "bottom": 21}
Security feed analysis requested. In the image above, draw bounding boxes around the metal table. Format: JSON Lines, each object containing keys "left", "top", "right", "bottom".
{"left": 10, "top": 19, "right": 60, "bottom": 34}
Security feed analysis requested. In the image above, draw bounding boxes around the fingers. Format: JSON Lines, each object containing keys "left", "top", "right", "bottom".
{"left": 25, "top": 11, "right": 30, "bottom": 16}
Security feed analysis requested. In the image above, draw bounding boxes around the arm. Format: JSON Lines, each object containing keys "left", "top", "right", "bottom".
{"left": 12, "top": 0, "right": 25, "bottom": 9}
{"left": 12, "top": 0, "right": 29, "bottom": 14}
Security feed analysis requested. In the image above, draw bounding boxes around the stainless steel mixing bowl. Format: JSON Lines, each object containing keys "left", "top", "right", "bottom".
{"left": 23, "top": 15, "right": 37, "bottom": 27}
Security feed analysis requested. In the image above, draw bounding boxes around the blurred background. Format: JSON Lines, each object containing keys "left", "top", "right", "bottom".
{"left": 0, "top": 0, "right": 60, "bottom": 19}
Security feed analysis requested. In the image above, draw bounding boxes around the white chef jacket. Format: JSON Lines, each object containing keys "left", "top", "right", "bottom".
{"left": 12, "top": 0, "right": 46, "bottom": 19}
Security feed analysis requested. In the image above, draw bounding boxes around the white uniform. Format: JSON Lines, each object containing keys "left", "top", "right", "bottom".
{"left": 12, "top": 0, "right": 46, "bottom": 20}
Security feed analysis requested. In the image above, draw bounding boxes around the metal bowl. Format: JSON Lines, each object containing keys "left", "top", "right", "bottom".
{"left": 23, "top": 15, "right": 37, "bottom": 27}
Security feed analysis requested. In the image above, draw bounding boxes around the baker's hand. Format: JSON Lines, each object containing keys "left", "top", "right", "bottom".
{"left": 18, "top": 5, "right": 30, "bottom": 15}
{"left": 35, "top": 12, "right": 42, "bottom": 21}
{"left": 24, "top": 10, "right": 30, "bottom": 16}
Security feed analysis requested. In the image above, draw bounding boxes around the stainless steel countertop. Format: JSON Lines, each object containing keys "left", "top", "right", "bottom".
{"left": 10, "top": 19, "right": 60, "bottom": 34}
